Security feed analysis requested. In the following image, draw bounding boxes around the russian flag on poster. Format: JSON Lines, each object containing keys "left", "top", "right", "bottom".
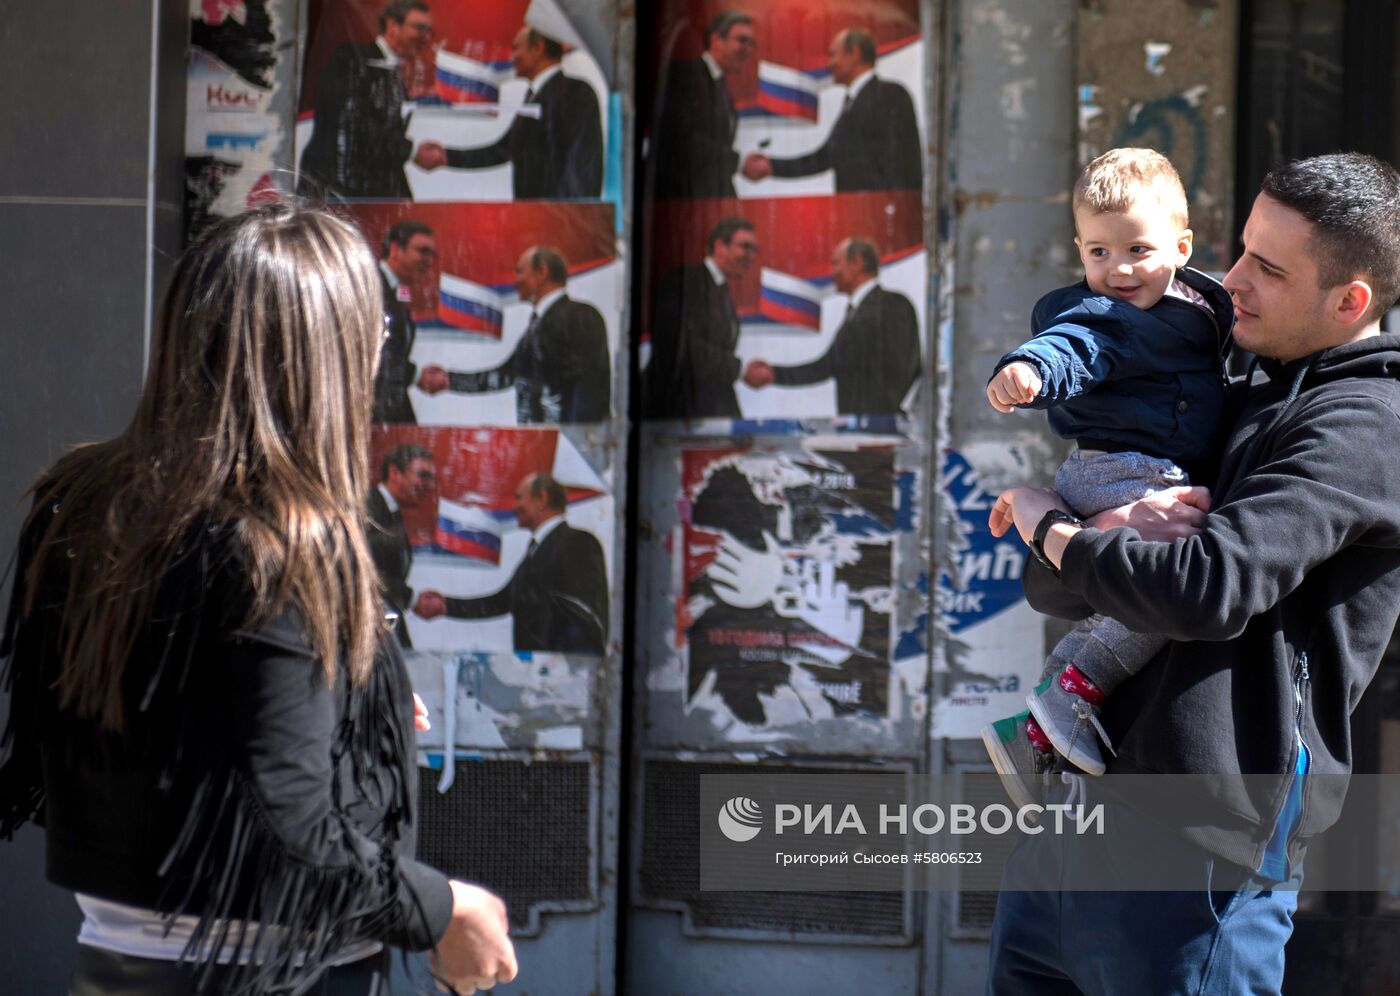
{"left": 749, "top": 267, "right": 828, "bottom": 331}
{"left": 434, "top": 498, "right": 503, "bottom": 564}
{"left": 749, "top": 61, "right": 821, "bottom": 121}
{"left": 437, "top": 273, "right": 505, "bottom": 337}
{"left": 433, "top": 50, "right": 509, "bottom": 104}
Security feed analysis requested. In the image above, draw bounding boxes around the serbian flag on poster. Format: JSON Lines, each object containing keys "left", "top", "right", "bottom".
{"left": 437, "top": 273, "right": 505, "bottom": 337}
{"left": 751, "top": 267, "right": 827, "bottom": 331}
{"left": 749, "top": 61, "right": 821, "bottom": 121}
{"left": 434, "top": 497, "right": 502, "bottom": 563}
{"left": 433, "top": 50, "right": 509, "bottom": 104}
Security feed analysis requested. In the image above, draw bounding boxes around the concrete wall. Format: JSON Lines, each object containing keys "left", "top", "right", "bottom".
{"left": 0, "top": 0, "right": 187, "bottom": 991}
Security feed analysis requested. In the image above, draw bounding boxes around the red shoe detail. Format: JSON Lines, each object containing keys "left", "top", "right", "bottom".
{"left": 1060, "top": 664, "right": 1105, "bottom": 705}
{"left": 1025, "top": 717, "right": 1054, "bottom": 753}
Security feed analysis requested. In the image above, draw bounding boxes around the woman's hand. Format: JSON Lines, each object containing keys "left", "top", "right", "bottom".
{"left": 432, "top": 881, "right": 518, "bottom": 994}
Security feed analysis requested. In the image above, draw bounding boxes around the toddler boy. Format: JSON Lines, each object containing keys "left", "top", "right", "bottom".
{"left": 981, "top": 148, "right": 1233, "bottom": 804}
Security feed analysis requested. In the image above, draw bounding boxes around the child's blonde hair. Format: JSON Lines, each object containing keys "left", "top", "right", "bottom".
{"left": 1073, "top": 148, "right": 1189, "bottom": 229}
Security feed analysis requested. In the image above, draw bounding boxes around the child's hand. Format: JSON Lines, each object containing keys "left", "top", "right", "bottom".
{"left": 987, "top": 362, "right": 1043, "bottom": 413}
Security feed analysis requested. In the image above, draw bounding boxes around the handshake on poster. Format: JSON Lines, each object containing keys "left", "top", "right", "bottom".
{"left": 742, "top": 359, "right": 776, "bottom": 389}
{"left": 417, "top": 364, "right": 451, "bottom": 394}
{"left": 412, "top": 141, "right": 449, "bottom": 171}
{"left": 740, "top": 151, "right": 773, "bottom": 182}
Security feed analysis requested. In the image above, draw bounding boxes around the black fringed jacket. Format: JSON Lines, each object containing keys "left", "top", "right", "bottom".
{"left": 0, "top": 507, "right": 454, "bottom": 993}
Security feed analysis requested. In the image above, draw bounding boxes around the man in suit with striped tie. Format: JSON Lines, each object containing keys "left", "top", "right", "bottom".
{"left": 644, "top": 217, "right": 759, "bottom": 419}
{"left": 741, "top": 29, "right": 922, "bottom": 193}
{"left": 743, "top": 237, "right": 920, "bottom": 415}
{"left": 416, "top": 246, "right": 611, "bottom": 423}
{"left": 651, "top": 11, "right": 756, "bottom": 198}
{"left": 413, "top": 25, "right": 603, "bottom": 199}
{"left": 413, "top": 473, "right": 609, "bottom": 654}
{"left": 368, "top": 443, "right": 437, "bottom": 646}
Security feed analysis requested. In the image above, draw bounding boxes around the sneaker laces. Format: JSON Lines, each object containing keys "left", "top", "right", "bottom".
{"left": 1071, "top": 697, "right": 1118, "bottom": 758}
{"left": 1061, "top": 771, "right": 1088, "bottom": 809}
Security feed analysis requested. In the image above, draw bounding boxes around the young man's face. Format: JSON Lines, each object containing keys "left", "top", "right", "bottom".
{"left": 387, "top": 457, "right": 436, "bottom": 507}
{"left": 712, "top": 228, "right": 760, "bottom": 281}
{"left": 1074, "top": 199, "right": 1192, "bottom": 311}
{"left": 709, "top": 22, "right": 757, "bottom": 73}
{"left": 388, "top": 233, "right": 436, "bottom": 284}
{"left": 384, "top": 9, "right": 433, "bottom": 59}
{"left": 1222, "top": 193, "right": 1337, "bottom": 363}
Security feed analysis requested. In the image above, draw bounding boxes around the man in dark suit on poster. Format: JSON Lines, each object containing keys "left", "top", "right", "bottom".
{"left": 744, "top": 237, "right": 920, "bottom": 414}
{"left": 375, "top": 219, "right": 436, "bottom": 424}
{"left": 413, "top": 473, "right": 609, "bottom": 655}
{"left": 650, "top": 11, "right": 756, "bottom": 198}
{"left": 369, "top": 443, "right": 437, "bottom": 645}
{"left": 297, "top": 0, "right": 431, "bottom": 199}
{"left": 413, "top": 26, "right": 603, "bottom": 199}
{"left": 644, "top": 217, "right": 759, "bottom": 419}
{"left": 742, "top": 29, "right": 921, "bottom": 193}
{"left": 416, "top": 246, "right": 611, "bottom": 423}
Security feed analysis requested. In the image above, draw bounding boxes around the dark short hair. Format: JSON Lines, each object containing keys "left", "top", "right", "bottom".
{"left": 529, "top": 246, "right": 569, "bottom": 284}
{"left": 526, "top": 28, "right": 565, "bottom": 62}
{"left": 841, "top": 28, "right": 877, "bottom": 66}
{"left": 705, "top": 11, "right": 754, "bottom": 48}
{"left": 381, "top": 219, "right": 433, "bottom": 258}
{"left": 1261, "top": 153, "right": 1400, "bottom": 322}
{"left": 381, "top": 443, "right": 433, "bottom": 481}
{"left": 526, "top": 472, "right": 567, "bottom": 511}
{"left": 706, "top": 216, "right": 756, "bottom": 255}
{"left": 380, "top": 0, "right": 429, "bottom": 32}
{"left": 843, "top": 237, "right": 880, "bottom": 275}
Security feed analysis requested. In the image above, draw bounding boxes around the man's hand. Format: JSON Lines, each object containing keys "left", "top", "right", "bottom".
{"left": 989, "top": 487, "right": 1072, "bottom": 544}
{"left": 431, "top": 881, "right": 518, "bottom": 994}
{"left": 743, "top": 359, "right": 774, "bottom": 388}
{"left": 418, "top": 365, "right": 451, "bottom": 395}
{"left": 987, "top": 362, "right": 1043, "bottom": 413}
{"left": 1087, "top": 486, "right": 1211, "bottom": 540}
{"left": 412, "top": 692, "right": 431, "bottom": 732}
{"left": 414, "top": 141, "right": 448, "bottom": 170}
{"left": 741, "top": 152, "right": 772, "bottom": 181}
{"left": 414, "top": 590, "right": 447, "bottom": 620}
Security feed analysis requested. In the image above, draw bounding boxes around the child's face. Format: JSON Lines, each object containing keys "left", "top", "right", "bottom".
{"left": 1074, "top": 201, "right": 1193, "bottom": 310}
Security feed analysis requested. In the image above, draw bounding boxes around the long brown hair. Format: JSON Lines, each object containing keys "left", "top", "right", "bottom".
{"left": 23, "top": 201, "right": 385, "bottom": 729}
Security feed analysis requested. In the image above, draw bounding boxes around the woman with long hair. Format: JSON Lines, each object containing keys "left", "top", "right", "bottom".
{"left": 0, "top": 202, "right": 516, "bottom": 994}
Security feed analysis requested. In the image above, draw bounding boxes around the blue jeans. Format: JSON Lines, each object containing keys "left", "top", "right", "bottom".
{"left": 986, "top": 790, "right": 1300, "bottom": 995}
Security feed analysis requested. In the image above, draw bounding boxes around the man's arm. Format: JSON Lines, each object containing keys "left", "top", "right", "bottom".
{"left": 768, "top": 131, "right": 833, "bottom": 180}
{"left": 443, "top": 345, "right": 520, "bottom": 394}
{"left": 444, "top": 119, "right": 519, "bottom": 170}
{"left": 1008, "top": 397, "right": 1400, "bottom": 640}
{"left": 444, "top": 583, "right": 512, "bottom": 621}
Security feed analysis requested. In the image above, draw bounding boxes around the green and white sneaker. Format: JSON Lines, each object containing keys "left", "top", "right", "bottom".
{"left": 981, "top": 708, "right": 1056, "bottom": 812}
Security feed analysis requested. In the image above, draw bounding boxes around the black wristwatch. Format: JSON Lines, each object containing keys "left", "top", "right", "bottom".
{"left": 1030, "top": 509, "right": 1082, "bottom": 574}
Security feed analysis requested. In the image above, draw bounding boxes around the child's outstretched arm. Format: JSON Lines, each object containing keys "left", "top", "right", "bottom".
{"left": 987, "top": 361, "right": 1043, "bottom": 412}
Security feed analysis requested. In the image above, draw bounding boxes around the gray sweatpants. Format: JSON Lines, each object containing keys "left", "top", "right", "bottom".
{"left": 1043, "top": 449, "right": 1188, "bottom": 692}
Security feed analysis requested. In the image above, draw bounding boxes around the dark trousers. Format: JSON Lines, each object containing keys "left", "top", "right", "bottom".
{"left": 69, "top": 945, "right": 390, "bottom": 995}
{"left": 986, "top": 786, "right": 1300, "bottom": 995}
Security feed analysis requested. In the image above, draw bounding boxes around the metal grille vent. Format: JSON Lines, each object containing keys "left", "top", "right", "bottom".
{"left": 954, "top": 769, "right": 1020, "bottom": 935}
{"left": 638, "top": 759, "right": 909, "bottom": 941}
{"left": 417, "top": 759, "right": 594, "bottom": 933}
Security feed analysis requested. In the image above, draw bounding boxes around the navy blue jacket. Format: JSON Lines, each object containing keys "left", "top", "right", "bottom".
{"left": 994, "top": 267, "right": 1233, "bottom": 467}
